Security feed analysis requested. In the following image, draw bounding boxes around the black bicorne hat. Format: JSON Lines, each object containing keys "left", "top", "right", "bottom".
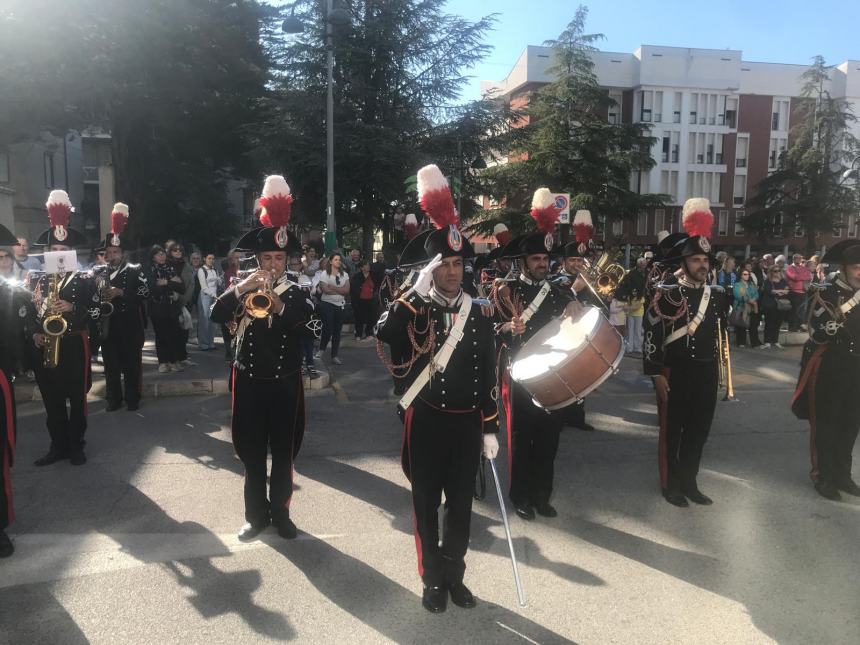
{"left": 234, "top": 226, "right": 302, "bottom": 255}
{"left": 35, "top": 227, "right": 88, "bottom": 248}
{"left": 0, "top": 223, "right": 17, "bottom": 246}
{"left": 516, "top": 231, "right": 556, "bottom": 257}
{"left": 398, "top": 230, "right": 433, "bottom": 269}
{"left": 822, "top": 239, "right": 860, "bottom": 265}
{"left": 423, "top": 225, "right": 475, "bottom": 261}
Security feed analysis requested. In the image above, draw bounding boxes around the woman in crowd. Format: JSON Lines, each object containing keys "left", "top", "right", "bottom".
{"left": 196, "top": 252, "right": 221, "bottom": 351}
{"left": 0, "top": 248, "right": 24, "bottom": 281}
{"left": 147, "top": 245, "right": 186, "bottom": 372}
{"left": 350, "top": 259, "right": 377, "bottom": 341}
{"left": 219, "top": 251, "right": 241, "bottom": 362}
{"left": 315, "top": 251, "right": 349, "bottom": 365}
{"left": 759, "top": 266, "right": 790, "bottom": 349}
{"left": 167, "top": 243, "right": 195, "bottom": 366}
{"left": 732, "top": 267, "right": 760, "bottom": 347}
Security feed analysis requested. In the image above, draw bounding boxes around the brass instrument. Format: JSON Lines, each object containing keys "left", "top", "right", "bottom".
{"left": 42, "top": 272, "right": 68, "bottom": 369}
{"left": 92, "top": 265, "right": 115, "bottom": 317}
{"left": 716, "top": 317, "right": 735, "bottom": 401}
{"left": 239, "top": 269, "right": 274, "bottom": 318}
{"left": 583, "top": 252, "right": 627, "bottom": 299}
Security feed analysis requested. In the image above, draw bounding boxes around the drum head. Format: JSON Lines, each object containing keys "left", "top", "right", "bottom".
{"left": 510, "top": 307, "right": 601, "bottom": 382}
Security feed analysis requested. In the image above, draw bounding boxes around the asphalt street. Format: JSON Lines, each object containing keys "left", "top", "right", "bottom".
{"left": 1, "top": 338, "right": 858, "bottom": 644}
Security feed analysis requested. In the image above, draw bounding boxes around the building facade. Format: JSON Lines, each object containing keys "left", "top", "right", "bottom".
{"left": 483, "top": 45, "right": 860, "bottom": 257}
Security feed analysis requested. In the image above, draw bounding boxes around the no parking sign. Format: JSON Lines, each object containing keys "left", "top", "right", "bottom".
{"left": 553, "top": 193, "right": 571, "bottom": 224}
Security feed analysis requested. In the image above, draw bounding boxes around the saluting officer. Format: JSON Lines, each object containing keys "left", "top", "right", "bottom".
{"left": 643, "top": 198, "right": 725, "bottom": 507}
{"left": 31, "top": 190, "right": 101, "bottom": 467}
{"left": 375, "top": 165, "right": 499, "bottom": 614}
{"left": 98, "top": 203, "right": 150, "bottom": 412}
{"left": 791, "top": 239, "right": 860, "bottom": 501}
{"left": 496, "top": 188, "right": 580, "bottom": 521}
{"left": 209, "top": 176, "right": 313, "bottom": 542}
{"left": 0, "top": 223, "right": 36, "bottom": 558}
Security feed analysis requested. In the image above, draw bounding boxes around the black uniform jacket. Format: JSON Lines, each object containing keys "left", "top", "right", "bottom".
{"left": 101, "top": 262, "right": 150, "bottom": 333}
{"left": 210, "top": 275, "right": 314, "bottom": 380}
{"left": 495, "top": 274, "right": 575, "bottom": 352}
{"left": 643, "top": 280, "right": 725, "bottom": 376}
{"left": 375, "top": 289, "right": 500, "bottom": 433}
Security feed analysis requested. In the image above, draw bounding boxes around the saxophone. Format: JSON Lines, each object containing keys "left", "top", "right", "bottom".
{"left": 42, "top": 272, "right": 68, "bottom": 369}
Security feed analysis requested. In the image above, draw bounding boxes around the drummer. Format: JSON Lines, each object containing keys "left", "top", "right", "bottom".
{"left": 496, "top": 188, "right": 581, "bottom": 521}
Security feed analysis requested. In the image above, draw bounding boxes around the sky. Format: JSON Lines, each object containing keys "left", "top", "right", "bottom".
{"left": 446, "top": 0, "right": 860, "bottom": 102}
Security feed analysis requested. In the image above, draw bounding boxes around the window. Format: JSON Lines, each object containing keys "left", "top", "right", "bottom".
{"left": 734, "top": 210, "right": 745, "bottom": 235}
{"left": 43, "top": 152, "right": 55, "bottom": 188}
{"left": 735, "top": 137, "right": 749, "bottom": 168}
{"left": 654, "top": 209, "right": 666, "bottom": 234}
{"left": 832, "top": 216, "right": 843, "bottom": 238}
{"left": 689, "top": 111, "right": 697, "bottom": 124}
{"left": 0, "top": 150, "right": 9, "bottom": 183}
{"left": 654, "top": 91, "right": 663, "bottom": 123}
{"left": 612, "top": 218, "right": 624, "bottom": 236}
{"left": 733, "top": 175, "right": 746, "bottom": 205}
{"left": 772, "top": 214, "right": 784, "bottom": 237}
{"left": 725, "top": 110, "right": 737, "bottom": 128}
{"left": 772, "top": 112, "right": 780, "bottom": 131}
{"left": 849, "top": 214, "right": 859, "bottom": 238}
{"left": 640, "top": 90, "right": 653, "bottom": 122}
{"left": 794, "top": 218, "right": 805, "bottom": 238}
{"left": 718, "top": 210, "right": 729, "bottom": 236}
{"left": 671, "top": 144, "right": 679, "bottom": 163}
{"left": 661, "top": 135, "right": 670, "bottom": 163}
{"left": 706, "top": 144, "right": 714, "bottom": 164}
{"left": 673, "top": 111, "right": 681, "bottom": 123}
{"left": 636, "top": 212, "right": 648, "bottom": 236}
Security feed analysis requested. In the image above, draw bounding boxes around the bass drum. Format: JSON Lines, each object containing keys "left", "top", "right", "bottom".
{"left": 509, "top": 306, "right": 625, "bottom": 410}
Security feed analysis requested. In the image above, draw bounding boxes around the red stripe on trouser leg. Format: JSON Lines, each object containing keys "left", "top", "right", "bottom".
{"left": 403, "top": 406, "right": 423, "bottom": 578}
{"left": 0, "top": 371, "right": 15, "bottom": 526}
{"left": 500, "top": 368, "right": 512, "bottom": 480}
{"left": 657, "top": 367, "right": 671, "bottom": 489}
{"left": 230, "top": 365, "right": 238, "bottom": 448}
{"left": 808, "top": 359, "right": 822, "bottom": 482}
{"left": 77, "top": 331, "right": 92, "bottom": 414}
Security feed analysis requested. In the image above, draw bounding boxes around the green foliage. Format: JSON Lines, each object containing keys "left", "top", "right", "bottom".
{"left": 745, "top": 56, "right": 860, "bottom": 254}
{"left": 478, "top": 6, "right": 664, "bottom": 235}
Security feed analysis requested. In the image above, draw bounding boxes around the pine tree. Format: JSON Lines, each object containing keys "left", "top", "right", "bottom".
{"left": 746, "top": 56, "right": 860, "bottom": 255}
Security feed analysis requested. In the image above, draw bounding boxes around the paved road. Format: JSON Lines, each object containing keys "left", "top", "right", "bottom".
{"left": 1, "top": 340, "right": 858, "bottom": 644}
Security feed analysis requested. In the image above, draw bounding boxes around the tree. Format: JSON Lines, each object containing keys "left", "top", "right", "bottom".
{"left": 475, "top": 6, "right": 664, "bottom": 240}
{"left": 745, "top": 56, "right": 860, "bottom": 255}
{"left": 251, "top": 0, "right": 502, "bottom": 255}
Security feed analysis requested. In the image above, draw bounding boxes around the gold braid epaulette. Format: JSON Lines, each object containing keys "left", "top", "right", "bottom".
{"left": 377, "top": 306, "right": 437, "bottom": 377}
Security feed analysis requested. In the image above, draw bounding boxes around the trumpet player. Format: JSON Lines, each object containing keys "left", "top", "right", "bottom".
{"left": 30, "top": 190, "right": 101, "bottom": 467}
{"left": 643, "top": 198, "right": 726, "bottom": 507}
{"left": 209, "top": 176, "right": 313, "bottom": 542}
{"left": 99, "top": 204, "right": 150, "bottom": 412}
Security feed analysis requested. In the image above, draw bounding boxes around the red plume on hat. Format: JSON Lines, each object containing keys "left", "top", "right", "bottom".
{"left": 404, "top": 213, "right": 418, "bottom": 240}
{"left": 682, "top": 198, "right": 713, "bottom": 238}
{"left": 46, "top": 189, "right": 72, "bottom": 228}
{"left": 572, "top": 209, "right": 593, "bottom": 245}
{"left": 110, "top": 202, "right": 129, "bottom": 245}
{"left": 493, "top": 223, "right": 510, "bottom": 246}
{"left": 417, "top": 164, "right": 459, "bottom": 229}
{"left": 530, "top": 188, "right": 561, "bottom": 234}
{"left": 259, "top": 175, "right": 293, "bottom": 228}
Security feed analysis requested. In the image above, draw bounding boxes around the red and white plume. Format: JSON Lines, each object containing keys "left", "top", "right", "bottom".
{"left": 404, "top": 213, "right": 418, "bottom": 240}
{"left": 682, "top": 198, "right": 713, "bottom": 238}
{"left": 110, "top": 202, "right": 129, "bottom": 245}
{"left": 417, "top": 164, "right": 458, "bottom": 230}
{"left": 46, "top": 190, "right": 72, "bottom": 240}
{"left": 259, "top": 175, "right": 293, "bottom": 228}
{"left": 530, "top": 188, "right": 560, "bottom": 234}
{"left": 493, "top": 223, "right": 510, "bottom": 246}
{"left": 572, "top": 209, "right": 593, "bottom": 245}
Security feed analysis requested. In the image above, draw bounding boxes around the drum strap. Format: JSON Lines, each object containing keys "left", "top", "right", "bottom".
{"left": 520, "top": 282, "right": 551, "bottom": 325}
{"left": 399, "top": 294, "right": 472, "bottom": 411}
{"left": 663, "top": 285, "right": 710, "bottom": 348}
{"left": 839, "top": 289, "right": 860, "bottom": 315}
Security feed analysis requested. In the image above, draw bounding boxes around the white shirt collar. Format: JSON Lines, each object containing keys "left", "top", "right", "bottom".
{"left": 519, "top": 272, "right": 545, "bottom": 287}
{"left": 429, "top": 287, "right": 463, "bottom": 308}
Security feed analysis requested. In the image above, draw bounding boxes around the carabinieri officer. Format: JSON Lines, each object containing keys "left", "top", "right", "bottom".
{"left": 210, "top": 175, "right": 313, "bottom": 541}
{"left": 375, "top": 164, "right": 499, "bottom": 614}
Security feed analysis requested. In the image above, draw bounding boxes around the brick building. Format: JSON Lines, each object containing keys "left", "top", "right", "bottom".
{"left": 482, "top": 45, "right": 860, "bottom": 258}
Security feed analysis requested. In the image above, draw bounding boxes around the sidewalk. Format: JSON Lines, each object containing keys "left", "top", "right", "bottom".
{"left": 15, "top": 333, "right": 330, "bottom": 404}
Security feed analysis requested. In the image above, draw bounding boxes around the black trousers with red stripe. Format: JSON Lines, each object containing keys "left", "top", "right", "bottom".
{"left": 103, "top": 321, "right": 144, "bottom": 407}
{"left": 232, "top": 370, "right": 302, "bottom": 527}
{"left": 658, "top": 360, "right": 718, "bottom": 492}
{"left": 33, "top": 333, "right": 89, "bottom": 456}
{"left": 507, "top": 380, "right": 563, "bottom": 508}
{"left": 810, "top": 353, "right": 860, "bottom": 486}
{"left": 0, "top": 369, "right": 16, "bottom": 530}
{"left": 404, "top": 399, "right": 482, "bottom": 588}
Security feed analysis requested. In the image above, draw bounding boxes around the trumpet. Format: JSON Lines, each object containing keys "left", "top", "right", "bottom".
{"left": 239, "top": 270, "right": 275, "bottom": 319}
{"left": 92, "top": 265, "right": 115, "bottom": 317}
{"left": 716, "top": 317, "right": 735, "bottom": 401}
{"left": 583, "top": 252, "right": 627, "bottom": 299}
{"left": 42, "top": 273, "right": 68, "bottom": 369}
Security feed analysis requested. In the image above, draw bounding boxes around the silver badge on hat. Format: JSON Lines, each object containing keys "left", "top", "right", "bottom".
{"left": 544, "top": 233, "right": 554, "bottom": 252}
{"left": 447, "top": 225, "right": 462, "bottom": 252}
{"left": 275, "top": 226, "right": 289, "bottom": 249}
{"left": 54, "top": 225, "right": 68, "bottom": 242}
{"left": 699, "top": 237, "right": 711, "bottom": 253}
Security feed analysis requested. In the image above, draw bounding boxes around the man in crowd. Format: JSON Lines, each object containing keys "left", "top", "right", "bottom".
{"left": 13, "top": 236, "right": 42, "bottom": 273}
{"left": 785, "top": 253, "right": 812, "bottom": 332}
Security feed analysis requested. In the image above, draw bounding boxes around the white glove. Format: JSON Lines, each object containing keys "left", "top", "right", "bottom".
{"left": 411, "top": 253, "right": 443, "bottom": 299}
{"left": 483, "top": 433, "right": 499, "bottom": 460}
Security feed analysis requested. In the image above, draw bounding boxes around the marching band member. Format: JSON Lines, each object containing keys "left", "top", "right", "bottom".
{"left": 375, "top": 164, "right": 499, "bottom": 614}
{"left": 30, "top": 190, "right": 101, "bottom": 467}
{"left": 99, "top": 203, "right": 150, "bottom": 411}
{"left": 496, "top": 188, "right": 580, "bottom": 521}
{"left": 209, "top": 175, "right": 313, "bottom": 542}
{"left": 791, "top": 239, "right": 860, "bottom": 501}
{"left": 0, "top": 223, "right": 36, "bottom": 558}
{"left": 643, "top": 198, "right": 725, "bottom": 507}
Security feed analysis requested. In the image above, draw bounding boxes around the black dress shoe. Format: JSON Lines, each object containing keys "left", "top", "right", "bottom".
{"left": 126, "top": 403, "right": 140, "bottom": 412}
{"left": 237, "top": 521, "right": 269, "bottom": 542}
{"left": 422, "top": 585, "right": 447, "bottom": 613}
{"left": 682, "top": 486, "right": 713, "bottom": 506}
{"left": 105, "top": 402, "right": 123, "bottom": 412}
{"left": 837, "top": 479, "right": 860, "bottom": 497}
{"left": 815, "top": 480, "right": 842, "bottom": 501}
{"left": 662, "top": 489, "right": 689, "bottom": 507}
{"left": 0, "top": 529, "right": 13, "bottom": 558}
{"left": 34, "top": 450, "right": 68, "bottom": 467}
{"left": 277, "top": 517, "right": 298, "bottom": 540}
{"left": 448, "top": 582, "right": 476, "bottom": 608}
{"left": 513, "top": 502, "right": 535, "bottom": 521}
{"left": 534, "top": 502, "right": 558, "bottom": 518}
{"left": 70, "top": 452, "right": 87, "bottom": 466}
